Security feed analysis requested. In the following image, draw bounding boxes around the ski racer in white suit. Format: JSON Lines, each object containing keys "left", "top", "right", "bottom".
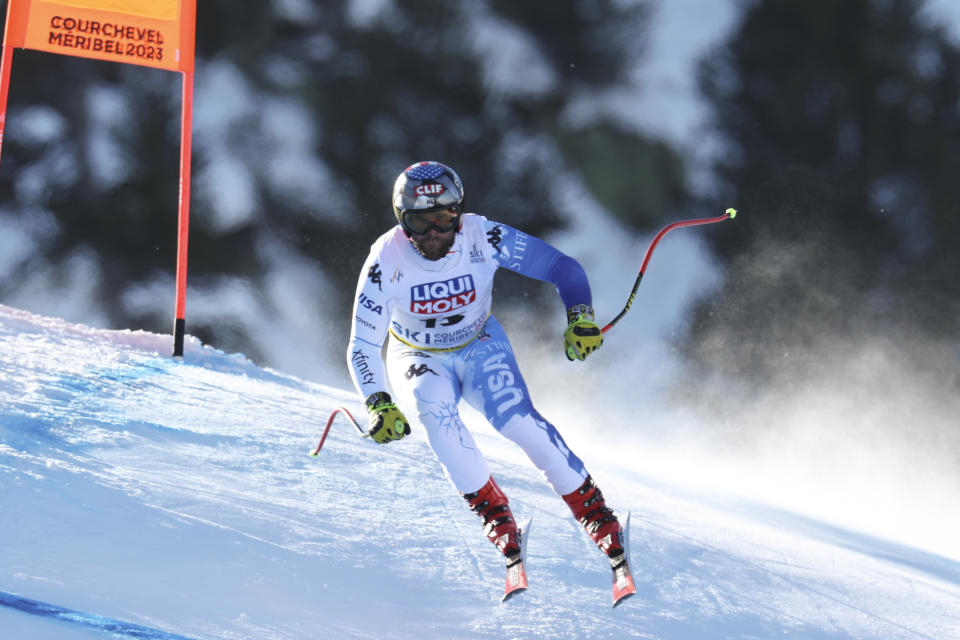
{"left": 347, "top": 161, "right": 626, "bottom": 570}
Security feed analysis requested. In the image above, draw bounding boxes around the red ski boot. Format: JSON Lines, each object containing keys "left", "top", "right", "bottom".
{"left": 563, "top": 475, "right": 636, "bottom": 606}
{"left": 563, "top": 476, "right": 625, "bottom": 567}
{"left": 462, "top": 476, "right": 522, "bottom": 565}
{"left": 463, "top": 476, "right": 530, "bottom": 600}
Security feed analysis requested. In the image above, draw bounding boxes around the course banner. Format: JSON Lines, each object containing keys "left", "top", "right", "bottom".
{"left": 3, "top": 0, "right": 195, "bottom": 71}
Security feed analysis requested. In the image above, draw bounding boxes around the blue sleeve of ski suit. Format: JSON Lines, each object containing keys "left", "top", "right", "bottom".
{"left": 483, "top": 219, "right": 591, "bottom": 308}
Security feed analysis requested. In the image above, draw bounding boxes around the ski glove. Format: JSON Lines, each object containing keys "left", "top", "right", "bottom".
{"left": 564, "top": 304, "right": 603, "bottom": 361}
{"left": 365, "top": 391, "right": 411, "bottom": 444}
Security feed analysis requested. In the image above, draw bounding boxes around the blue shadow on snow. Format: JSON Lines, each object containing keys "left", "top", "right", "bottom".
{"left": 0, "top": 590, "right": 197, "bottom": 640}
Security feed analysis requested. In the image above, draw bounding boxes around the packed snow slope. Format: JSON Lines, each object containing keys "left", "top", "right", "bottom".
{"left": 1, "top": 304, "right": 959, "bottom": 640}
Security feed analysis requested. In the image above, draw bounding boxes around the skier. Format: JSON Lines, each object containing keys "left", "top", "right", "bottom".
{"left": 346, "top": 161, "right": 631, "bottom": 599}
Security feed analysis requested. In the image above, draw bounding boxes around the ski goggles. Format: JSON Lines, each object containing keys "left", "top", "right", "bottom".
{"left": 400, "top": 207, "right": 462, "bottom": 235}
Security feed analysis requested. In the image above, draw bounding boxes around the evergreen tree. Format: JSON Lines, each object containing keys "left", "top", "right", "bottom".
{"left": 682, "top": 0, "right": 960, "bottom": 388}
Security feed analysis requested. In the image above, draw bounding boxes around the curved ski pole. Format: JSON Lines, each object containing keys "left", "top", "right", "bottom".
{"left": 601, "top": 208, "right": 737, "bottom": 334}
{"left": 310, "top": 406, "right": 368, "bottom": 456}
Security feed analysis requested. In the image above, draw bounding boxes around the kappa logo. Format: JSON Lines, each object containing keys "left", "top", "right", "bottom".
{"left": 410, "top": 275, "right": 476, "bottom": 314}
{"left": 367, "top": 263, "right": 382, "bottom": 291}
{"left": 404, "top": 364, "right": 439, "bottom": 380}
{"left": 414, "top": 183, "right": 445, "bottom": 197}
{"left": 486, "top": 226, "right": 506, "bottom": 255}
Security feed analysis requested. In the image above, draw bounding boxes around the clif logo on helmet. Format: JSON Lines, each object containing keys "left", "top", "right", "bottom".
{"left": 392, "top": 161, "right": 466, "bottom": 235}
{"left": 414, "top": 183, "right": 445, "bottom": 197}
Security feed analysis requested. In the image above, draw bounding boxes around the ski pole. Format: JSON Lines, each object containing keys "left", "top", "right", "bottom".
{"left": 310, "top": 406, "right": 368, "bottom": 456}
{"left": 601, "top": 208, "right": 737, "bottom": 334}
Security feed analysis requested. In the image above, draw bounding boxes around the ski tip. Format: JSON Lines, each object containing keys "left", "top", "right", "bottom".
{"left": 503, "top": 558, "right": 529, "bottom": 603}
{"left": 502, "top": 585, "right": 527, "bottom": 603}
{"left": 611, "top": 557, "right": 637, "bottom": 607}
{"left": 503, "top": 519, "right": 531, "bottom": 603}
{"left": 612, "top": 591, "right": 636, "bottom": 608}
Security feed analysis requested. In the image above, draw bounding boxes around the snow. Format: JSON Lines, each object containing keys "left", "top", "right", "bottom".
{"left": 2, "top": 303, "right": 959, "bottom": 640}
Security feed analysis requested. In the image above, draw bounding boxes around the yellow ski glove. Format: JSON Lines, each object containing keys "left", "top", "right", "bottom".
{"left": 365, "top": 392, "right": 411, "bottom": 444}
{"left": 564, "top": 304, "right": 603, "bottom": 361}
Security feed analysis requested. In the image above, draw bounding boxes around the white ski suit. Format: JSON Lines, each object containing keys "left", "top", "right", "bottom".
{"left": 347, "top": 213, "right": 591, "bottom": 495}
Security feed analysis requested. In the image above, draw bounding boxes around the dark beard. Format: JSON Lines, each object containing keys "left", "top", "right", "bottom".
{"left": 410, "top": 231, "right": 456, "bottom": 261}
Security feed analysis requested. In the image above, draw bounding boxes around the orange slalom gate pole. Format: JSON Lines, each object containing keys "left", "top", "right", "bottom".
{"left": 0, "top": 0, "right": 27, "bottom": 163}
{"left": 0, "top": 45, "right": 13, "bottom": 162}
{"left": 2, "top": 0, "right": 198, "bottom": 356}
{"left": 173, "top": 69, "right": 194, "bottom": 357}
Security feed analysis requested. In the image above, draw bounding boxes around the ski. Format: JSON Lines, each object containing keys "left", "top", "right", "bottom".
{"left": 611, "top": 558, "right": 636, "bottom": 607}
{"left": 611, "top": 511, "right": 636, "bottom": 607}
{"left": 502, "top": 517, "right": 532, "bottom": 602}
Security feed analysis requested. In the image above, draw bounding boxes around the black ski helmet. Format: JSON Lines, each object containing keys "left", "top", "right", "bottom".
{"left": 392, "top": 161, "right": 465, "bottom": 231}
